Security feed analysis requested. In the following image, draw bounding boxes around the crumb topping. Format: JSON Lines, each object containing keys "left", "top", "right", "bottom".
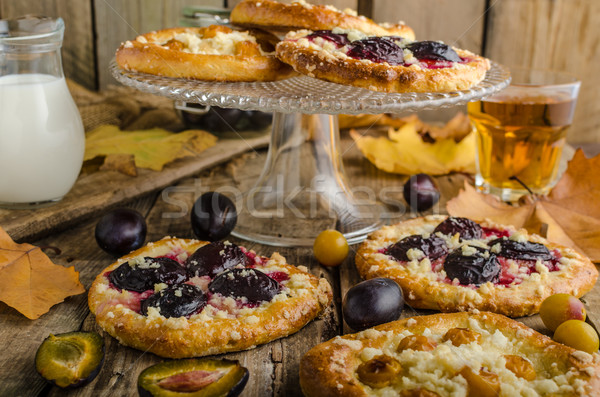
{"left": 339, "top": 318, "right": 593, "bottom": 395}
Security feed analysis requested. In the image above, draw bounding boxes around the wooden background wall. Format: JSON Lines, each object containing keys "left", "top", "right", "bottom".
{"left": 1, "top": 0, "right": 598, "bottom": 143}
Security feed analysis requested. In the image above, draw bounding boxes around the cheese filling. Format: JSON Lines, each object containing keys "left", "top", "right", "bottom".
{"left": 345, "top": 320, "right": 595, "bottom": 396}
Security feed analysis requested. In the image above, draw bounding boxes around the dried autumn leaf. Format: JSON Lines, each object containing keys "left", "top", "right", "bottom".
{"left": 100, "top": 153, "right": 137, "bottom": 176}
{"left": 84, "top": 126, "right": 217, "bottom": 172}
{"left": 350, "top": 116, "right": 476, "bottom": 175}
{"left": 0, "top": 226, "right": 85, "bottom": 319}
{"left": 447, "top": 150, "right": 600, "bottom": 262}
{"left": 339, "top": 114, "right": 407, "bottom": 129}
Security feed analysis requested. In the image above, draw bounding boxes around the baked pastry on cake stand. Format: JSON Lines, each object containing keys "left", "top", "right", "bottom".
{"left": 111, "top": 61, "right": 510, "bottom": 246}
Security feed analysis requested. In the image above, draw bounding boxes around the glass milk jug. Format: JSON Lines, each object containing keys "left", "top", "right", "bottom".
{"left": 0, "top": 16, "right": 85, "bottom": 208}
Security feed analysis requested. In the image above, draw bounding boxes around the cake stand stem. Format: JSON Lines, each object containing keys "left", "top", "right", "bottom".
{"left": 231, "top": 112, "right": 385, "bottom": 247}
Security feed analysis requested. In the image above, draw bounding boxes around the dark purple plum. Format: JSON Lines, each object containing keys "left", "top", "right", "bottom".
{"left": 248, "top": 111, "right": 273, "bottom": 129}
{"left": 488, "top": 238, "right": 553, "bottom": 261}
{"left": 403, "top": 174, "right": 440, "bottom": 211}
{"left": 95, "top": 208, "right": 147, "bottom": 257}
{"left": 191, "top": 192, "right": 237, "bottom": 241}
{"left": 386, "top": 234, "right": 448, "bottom": 262}
{"left": 209, "top": 268, "right": 280, "bottom": 304}
{"left": 109, "top": 257, "right": 187, "bottom": 292}
{"left": 178, "top": 102, "right": 208, "bottom": 129}
{"left": 307, "top": 30, "right": 350, "bottom": 47}
{"left": 185, "top": 241, "right": 250, "bottom": 278}
{"left": 347, "top": 37, "right": 404, "bottom": 65}
{"left": 405, "top": 41, "right": 462, "bottom": 62}
{"left": 141, "top": 284, "right": 206, "bottom": 318}
{"left": 200, "top": 107, "right": 243, "bottom": 133}
{"left": 433, "top": 217, "right": 483, "bottom": 240}
{"left": 342, "top": 278, "right": 404, "bottom": 331}
{"left": 444, "top": 247, "right": 500, "bottom": 285}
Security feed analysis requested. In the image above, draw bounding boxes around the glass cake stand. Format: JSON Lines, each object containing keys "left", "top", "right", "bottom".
{"left": 111, "top": 61, "right": 510, "bottom": 246}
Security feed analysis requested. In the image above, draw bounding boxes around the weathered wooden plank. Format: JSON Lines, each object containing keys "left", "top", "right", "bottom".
{"left": 0, "top": 132, "right": 269, "bottom": 243}
{"left": 0, "top": 194, "right": 157, "bottom": 396}
{"left": 0, "top": 0, "right": 96, "bottom": 90}
{"left": 37, "top": 154, "right": 339, "bottom": 397}
{"left": 371, "top": 0, "right": 486, "bottom": 53}
{"left": 1, "top": 128, "right": 598, "bottom": 396}
{"left": 485, "top": 0, "right": 600, "bottom": 144}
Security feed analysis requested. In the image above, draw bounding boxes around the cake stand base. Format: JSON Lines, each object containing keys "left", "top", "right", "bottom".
{"left": 231, "top": 112, "right": 385, "bottom": 247}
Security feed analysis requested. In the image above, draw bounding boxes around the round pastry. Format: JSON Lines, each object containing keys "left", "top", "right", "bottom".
{"left": 88, "top": 237, "right": 332, "bottom": 358}
{"left": 355, "top": 215, "right": 598, "bottom": 317}
{"left": 300, "top": 312, "right": 600, "bottom": 396}
{"left": 230, "top": 0, "right": 415, "bottom": 40}
{"left": 115, "top": 25, "right": 294, "bottom": 81}
{"left": 276, "top": 29, "right": 491, "bottom": 93}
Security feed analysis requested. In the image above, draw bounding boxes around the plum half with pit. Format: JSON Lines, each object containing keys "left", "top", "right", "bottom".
{"left": 109, "top": 257, "right": 187, "bottom": 292}
{"left": 137, "top": 358, "right": 249, "bottom": 397}
{"left": 35, "top": 331, "right": 104, "bottom": 389}
{"left": 141, "top": 284, "right": 207, "bottom": 318}
{"left": 185, "top": 241, "right": 250, "bottom": 278}
{"left": 209, "top": 268, "right": 280, "bottom": 304}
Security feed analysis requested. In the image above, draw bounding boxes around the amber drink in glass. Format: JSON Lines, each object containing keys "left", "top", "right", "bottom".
{"left": 467, "top": 69, "right": 580, "bottom": 201}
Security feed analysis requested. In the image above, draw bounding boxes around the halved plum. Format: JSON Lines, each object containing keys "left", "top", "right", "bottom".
{"left": 488, "top": 238, "right": 553, "bottom": 261}
{"left": 137, "top": 358, "right": 248, "bottom": 397}
{"left": 209, "top": 268, "right": 280, "bottom": 304}
{"left": 141, "top": 284, "right": 207, "bottom": 318}
{"left": 444, "top": 247, "right": 500, "bottom": 285}
{"left": 307, "top": 30, "right": 350, "bottom": 47}
{"left": 405, "top": 41, "right": 462, "bottom": 62}
{"left": 433, "top": 217, "right": 483, "bottom": 241}
{"left": 347, "top": 37, "right": 404, "bottom": 65}
{"left": 109, "top": 257, "right": 187, "bottom": 292}
{"left": 386, "top": 234, "right": 448, "bottom": 262}
{"left": 185, "top": 241, "right": 250, "bottom": 278}
{"left": 35, "top": 331, "right": 104, "bottom": 389}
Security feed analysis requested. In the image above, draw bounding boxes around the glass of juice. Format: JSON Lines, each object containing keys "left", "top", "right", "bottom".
{"left": 467, "top": 69, "right": 580, "bottom": 201}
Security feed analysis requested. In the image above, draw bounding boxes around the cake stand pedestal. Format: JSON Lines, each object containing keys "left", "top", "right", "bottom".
{"left": 111, "top": 61, "right": 510, "bottom": 246}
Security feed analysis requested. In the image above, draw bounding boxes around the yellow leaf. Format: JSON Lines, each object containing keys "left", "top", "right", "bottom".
{"left": 85, "top": 126, "right": 217, "bottom": 172}
{"left": 100, "top": 154, "right": 137, "bottom": 176}
{"left": 350, "top": 120, "right": 476, "bottom": 175}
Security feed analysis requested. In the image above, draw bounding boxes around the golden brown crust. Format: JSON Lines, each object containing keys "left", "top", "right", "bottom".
{"left": 355, "top": 216, "right": 598, "bottom": 317}
{"left": 115, "top": 25, "right": 294, "bottom": 81}
{"left": 88, "top": 238, "right": 333, "bottom": 358}
{"left": 275, "top": 32, "right": 490, "bottom": 93}
{"left": 300, "top": 312, "right": 600, "bottom": 397}
{"left": 231, "top": 0, "right": 415, "bottom": 40}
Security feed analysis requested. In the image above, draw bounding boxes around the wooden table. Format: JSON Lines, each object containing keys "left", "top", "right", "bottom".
{"left": 1, "top": 132, "right": 599, "bottom": 396}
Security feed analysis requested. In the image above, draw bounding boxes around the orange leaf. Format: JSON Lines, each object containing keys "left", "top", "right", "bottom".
{"left": 447, "top": 150, "right": 600, "bottom": 262}
{"left": 0, "top": 227, "right": 85, "bottom": 319}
